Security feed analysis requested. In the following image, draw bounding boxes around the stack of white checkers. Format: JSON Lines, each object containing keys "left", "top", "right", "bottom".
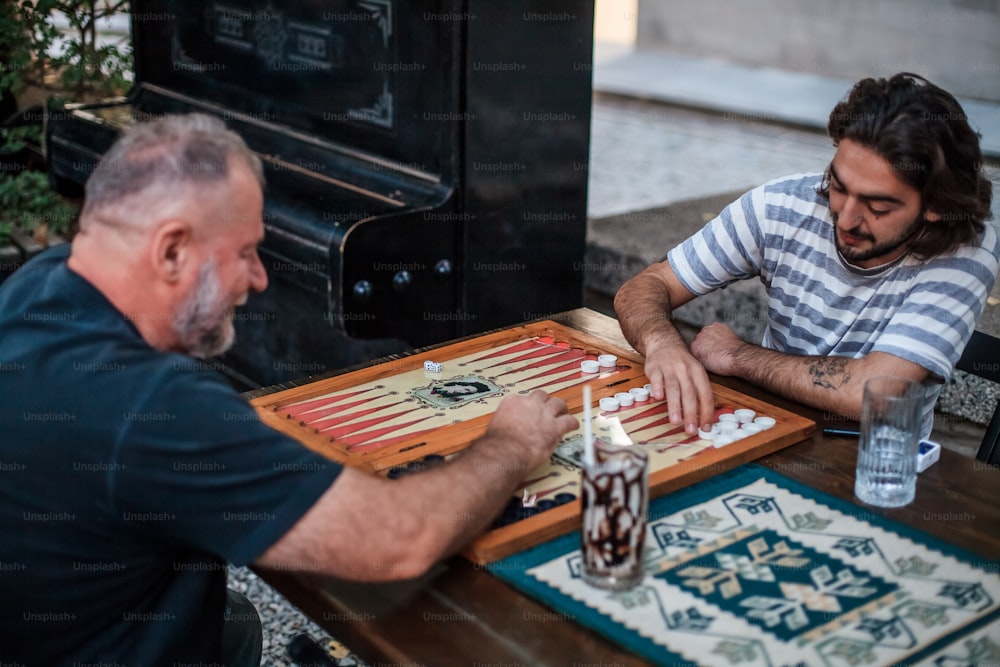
{"left": 595, "top": 383, "right": 776, "bottom": 448}
{"left": 597, "top": 385, "right": 651, "bottom": 412}
{"left": 698, "top": 409, "right": 776, "bottom": 447}
{"left": 580, "top": 354, "right": 620, "bottom": 374}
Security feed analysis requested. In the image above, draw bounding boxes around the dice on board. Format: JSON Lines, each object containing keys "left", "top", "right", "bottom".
{"left": 424, "top": 360, "right": 443, "bottom": 373}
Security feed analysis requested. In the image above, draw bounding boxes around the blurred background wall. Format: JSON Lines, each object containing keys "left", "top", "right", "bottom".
{"left": 597, "top": 0, "right": 1000, "bottom": 102}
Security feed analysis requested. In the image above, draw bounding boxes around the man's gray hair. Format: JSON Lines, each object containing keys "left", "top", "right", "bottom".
{"left": 80, "top": 113, "right": 264, "bottom": 228}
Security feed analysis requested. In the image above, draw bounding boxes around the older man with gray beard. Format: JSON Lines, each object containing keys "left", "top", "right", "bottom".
{"left": 0, "top": 114, "right": 576, "bottom": 665}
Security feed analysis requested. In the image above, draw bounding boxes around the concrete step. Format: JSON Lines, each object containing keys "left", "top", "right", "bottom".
{"left": 592, "top": 49, "right": 1000, "bottom": 159}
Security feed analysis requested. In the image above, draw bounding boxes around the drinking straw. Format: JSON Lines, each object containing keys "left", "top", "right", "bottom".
{"left": 583, "top": 384, "right": 595, "bottom": 466}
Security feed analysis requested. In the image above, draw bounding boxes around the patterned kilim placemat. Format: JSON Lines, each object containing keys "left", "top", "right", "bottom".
{"left": 488, "top": 464, "right": 1000, "bottom": 666}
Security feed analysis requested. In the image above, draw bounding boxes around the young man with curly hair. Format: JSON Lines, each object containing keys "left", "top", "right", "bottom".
{"left": 615, "top": 73, "right": 999, "bottom": 439}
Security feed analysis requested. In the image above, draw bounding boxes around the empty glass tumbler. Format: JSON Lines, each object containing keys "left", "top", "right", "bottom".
{"left": 854, "top": 376, "right": 924, "bottom": 508}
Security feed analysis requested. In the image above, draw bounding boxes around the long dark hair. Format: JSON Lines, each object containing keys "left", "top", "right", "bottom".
{"left": 819, "top": 73, "right": 991, "bottom": 258}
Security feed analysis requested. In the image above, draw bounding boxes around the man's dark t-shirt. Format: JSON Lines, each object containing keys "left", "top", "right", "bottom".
{"left": 0, "top": 245, "right": 340, "bottom": 664}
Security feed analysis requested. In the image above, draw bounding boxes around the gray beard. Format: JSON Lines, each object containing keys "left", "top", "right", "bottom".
{"left": 173, "top": 260, "right": 234, "bottom": 359}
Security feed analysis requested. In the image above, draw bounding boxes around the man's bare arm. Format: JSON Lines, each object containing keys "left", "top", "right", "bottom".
{"left": 254, "top": 391, "right": 577, "bottom": 581}
{"left": 614, "top": 261, "right": 716, "bottom": 432}
{"left": 690, "top": 322, "right": 929, "bottom": 419}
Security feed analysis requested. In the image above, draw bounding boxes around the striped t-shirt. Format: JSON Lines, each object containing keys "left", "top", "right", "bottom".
{"left": 668, "top": 172, "right": 1000, "bottom": 438}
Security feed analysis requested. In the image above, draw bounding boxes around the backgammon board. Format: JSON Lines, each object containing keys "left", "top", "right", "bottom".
{"left": 251, "top": 320, "right": 815, "bottom": 563}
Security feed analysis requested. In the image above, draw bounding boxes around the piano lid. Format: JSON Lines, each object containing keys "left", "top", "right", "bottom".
{"left": 131, "top": 0, "right": 462, "bottom": 181}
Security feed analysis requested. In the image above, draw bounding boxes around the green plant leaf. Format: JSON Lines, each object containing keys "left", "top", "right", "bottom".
{"left": 0, "top": 171, "right": 80, "bottom": 238}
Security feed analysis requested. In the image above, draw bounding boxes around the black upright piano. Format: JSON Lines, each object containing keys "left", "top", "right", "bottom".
{"left": 47, "top": 1, "right": 594, "bottom": 386}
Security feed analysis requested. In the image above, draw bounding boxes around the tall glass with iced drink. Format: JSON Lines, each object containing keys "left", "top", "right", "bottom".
{"left": 580, "top": 442, "right": 648, "bottom": 590}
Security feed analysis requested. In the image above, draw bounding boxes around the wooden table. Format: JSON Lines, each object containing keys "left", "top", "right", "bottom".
{"left": 253, "top": 308, "right": 1000, "bottom": 667}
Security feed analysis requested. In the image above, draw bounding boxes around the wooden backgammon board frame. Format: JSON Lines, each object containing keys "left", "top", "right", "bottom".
{"left": 251, "top": 320, "right": 815, "bottom": 563}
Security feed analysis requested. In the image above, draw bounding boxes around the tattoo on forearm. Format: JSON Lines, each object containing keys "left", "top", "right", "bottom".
{"left": 808, "top": 357, "right": 851, "bottom": 390}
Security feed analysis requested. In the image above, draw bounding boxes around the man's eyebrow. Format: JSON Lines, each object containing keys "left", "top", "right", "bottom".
{"left": 829, "top": 163, "right": 906, "bottom": 206}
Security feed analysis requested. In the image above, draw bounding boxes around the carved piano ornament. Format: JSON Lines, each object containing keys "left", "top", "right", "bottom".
{"left": 48, "top": 1, "right": 594, "bottom": 386}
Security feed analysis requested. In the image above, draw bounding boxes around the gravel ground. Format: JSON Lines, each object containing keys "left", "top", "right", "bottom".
{"left": 227, "top": 566, "right": 369, "bottom": 667}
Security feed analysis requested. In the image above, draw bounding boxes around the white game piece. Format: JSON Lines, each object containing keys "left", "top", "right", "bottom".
{"left": 698, "top": 425, "right": 717, "bottom": 440}
{"left": 580, "top": 360, "right": 600, "bottom": 374}
{"left": 629, "top": 387, "right": 650, "bottom": 402}
{"left": 740, "top": 422, "right": 763, "bottom": 434}
{"left": 597, "top": 354, "right": 618, "bottom": 368}
{"left": 754, "top": 416, "right": 776, "bottom": 430}
{"left": 598, "top": 397, "right": 620, "bottom": 412}
{"left": 717, "top": 420, "right": 738, "bottom": 434}
{"left": 713, "top": 434, "right": 735, "bottom": 447}
{"left": 614, "top": 392, "right": 634, "bottom": 407}
{"left": 734, "top": 408, "right": 756, "bottom": 423}
{"left": 643, "top": 383, "right": 652, "bottom": 392}
{"left": 718, "top": 413, "right": 738, "bottom": 423}
{"left": 423, "top": 360, "right": 443, "bottom": 373}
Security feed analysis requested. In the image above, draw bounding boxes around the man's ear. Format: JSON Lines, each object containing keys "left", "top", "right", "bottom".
{"left": 150, "top": 219, "right": 193, "bottom": 283}
{"left": 924, "top": 210, "right": 942, "bottom": 223}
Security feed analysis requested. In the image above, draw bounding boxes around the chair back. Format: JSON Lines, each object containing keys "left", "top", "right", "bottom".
{"left": 955, "top": 330, "right": 1000, "bottom": 465}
